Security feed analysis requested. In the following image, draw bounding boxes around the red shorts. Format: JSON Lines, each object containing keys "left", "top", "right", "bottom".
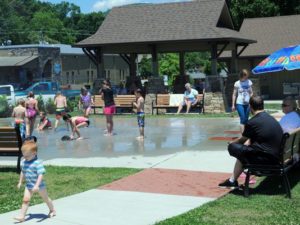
{"left": 104, "top": 105, "right": 116, "bottom": 115}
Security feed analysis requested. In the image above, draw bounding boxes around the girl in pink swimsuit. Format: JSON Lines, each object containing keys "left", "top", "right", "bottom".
{"left": 25, "top": 92, "right": 39, "bottom": 137}
{"left": 62, "top": 114, "right": 89, "bottom": 140}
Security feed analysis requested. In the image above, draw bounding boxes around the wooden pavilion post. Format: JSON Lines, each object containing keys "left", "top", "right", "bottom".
{"left": 129, "top": 53, "right": 137, "bottom": 77}
{"left": 179, "top": 52, "right": 185, "bottom": 76}
{"left": 151, "top": 45, "right": 159, "bottom": 76}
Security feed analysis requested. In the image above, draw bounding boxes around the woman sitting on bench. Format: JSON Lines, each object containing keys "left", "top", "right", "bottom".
{"left": 177, "top": 83, "right": 199, "bottom": 114}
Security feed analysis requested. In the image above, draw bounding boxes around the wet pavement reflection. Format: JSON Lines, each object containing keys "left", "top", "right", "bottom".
{"left": 0, "top": 116, "right": 239, "bottom": 160}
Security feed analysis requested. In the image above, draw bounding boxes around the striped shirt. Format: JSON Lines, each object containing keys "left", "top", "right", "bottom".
{"left": 21, "top": 156, "right": 46, "bottom": 190}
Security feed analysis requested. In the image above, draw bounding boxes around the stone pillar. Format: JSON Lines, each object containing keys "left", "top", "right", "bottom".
{"left": 203, "top": 92, "right": 226, "bottom": 113}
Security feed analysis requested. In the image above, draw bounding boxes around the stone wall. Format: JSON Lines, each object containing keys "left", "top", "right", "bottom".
{"left": 204, "top": 92, "right": 226, "bottom": 113}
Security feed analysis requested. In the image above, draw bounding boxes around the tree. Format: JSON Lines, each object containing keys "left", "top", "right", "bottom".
{"left": 29, "top": 11, "right": 75, "bottom": 44}
{"left": 230, "top": 0, "right": 279, "bottom": 29}
{"left": 159, "top": 53, "right": 179, "bottom": 85}
{"left": 229, "top": 0, "right": 300, "bottom": 29}
{"left": 138, "top": 56, "right": 152, "bottom": 78}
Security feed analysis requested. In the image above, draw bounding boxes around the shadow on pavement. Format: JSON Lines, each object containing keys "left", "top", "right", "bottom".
{"left": 231, "top": 167, "right": 300, "bottom": 197}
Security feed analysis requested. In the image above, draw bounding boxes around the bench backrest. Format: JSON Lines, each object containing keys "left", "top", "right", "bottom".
{"left": 0, "top": 127, "right": 22, "bottom": 152}
{"left": 93, "top": 95, "right": 104, "bottom": 107}
{"left": 156, "top": 94, "right": 204, "bottom": 106}
{"left": 115, "top": 95, "right": 136, "bottom": 106}
{"left": 281, "top": 128, "right": 300, "bottom": 164}
{"left": 156, "top": 94, "right": 170, "bottom": 105}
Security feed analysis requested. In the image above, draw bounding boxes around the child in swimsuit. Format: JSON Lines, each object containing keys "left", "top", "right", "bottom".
{"left": 62, "top": 114, "right": 89, "bottom": 140}
{"left": 79, "top": 88, "right": 93, "bottom": 118}
{"left": 37, "top": 112, "right": 52, "bottom": 131}
{"left": 25, "top": 92, "right": 39, "bottom": 137}
{"left": 12, "top": 99, "right": 26, "bottom": 139}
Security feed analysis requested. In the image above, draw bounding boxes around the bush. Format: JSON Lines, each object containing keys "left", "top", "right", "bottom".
{"left": 0, "top": 96, "right": 12, "bottom": 118}
{"left": 36, "top": 95, "right": 45, "bottom": 112}
{"left": 67, "top": 96, "right": 79, "bottom": 113}
{"left": 45, "top": 98, "right": 56, "bottom": 114}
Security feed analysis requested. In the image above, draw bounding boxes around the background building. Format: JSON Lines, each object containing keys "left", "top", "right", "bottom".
{"left": 0, "top": 44, "right": 129, "bottom": 89}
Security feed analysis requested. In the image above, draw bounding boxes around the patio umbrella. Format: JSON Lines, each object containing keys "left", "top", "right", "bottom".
{"left": 252, "top": 44, "right": 300, "bottom": 74}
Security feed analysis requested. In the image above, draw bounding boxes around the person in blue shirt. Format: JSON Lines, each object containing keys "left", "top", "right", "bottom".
{"left": 14, "top": 140, "right": 56, "bottom": 222}
{"left": 279, "top": 96, "right": 300, "bottom": 133}
{"left": 177, "top": 83, "right": 199, "bottom": 114}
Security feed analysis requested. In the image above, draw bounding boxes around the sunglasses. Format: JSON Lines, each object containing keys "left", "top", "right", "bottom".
{"left": 282, "top": 104, "right": 290, "bottom": 107}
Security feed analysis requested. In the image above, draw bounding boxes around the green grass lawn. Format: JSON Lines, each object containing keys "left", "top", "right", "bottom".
{"left": 156, "top": 169, "right": 300, "bottom": 225}
{"left": 0, "top": 166, "right": 140, "bottom": 214}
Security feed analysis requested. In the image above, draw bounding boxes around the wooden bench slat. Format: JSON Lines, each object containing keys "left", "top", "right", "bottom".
{"left": 152, "top": 94, "right": 205, "bottom": 114}
{"left": 0, "top": 147, "right": 19, "bottom": 151}
{"left": 0, "top": 126, "right": 23, "bottom": 172}
{"left": 0, "top": 142, "right": 19, "bottom": 148}
{"left": 92, "top": 95, "right": 135, "bottom": 114}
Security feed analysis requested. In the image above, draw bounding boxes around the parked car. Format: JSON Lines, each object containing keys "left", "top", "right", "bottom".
{"left": 0, "top": 82, "right": 80, "bottom": 106}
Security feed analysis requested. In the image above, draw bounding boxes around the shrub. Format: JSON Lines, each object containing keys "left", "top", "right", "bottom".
{"left": 0, "top": 96, "right": 12, "bottom": 118}
{"left": 45, "top": 98, "right": 56, "bottom": 114}
{"left": 67, "top": 96, "right": 79, "bottom": 112}
{"left": 36, "top": 95, "right": 45, "bottom": 112}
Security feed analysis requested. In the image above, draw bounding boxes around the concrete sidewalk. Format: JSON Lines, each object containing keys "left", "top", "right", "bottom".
{"left": 0, "top": 150, "right": 235, "bottom": 225}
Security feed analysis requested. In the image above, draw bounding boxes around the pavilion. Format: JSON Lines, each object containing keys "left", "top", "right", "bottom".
{"left": 74, "top": 0, "right": 255, "bottom": 88}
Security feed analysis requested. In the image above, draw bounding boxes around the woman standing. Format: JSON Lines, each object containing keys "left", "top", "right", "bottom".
{"left": 25, "top": 92, "right": 39, "bottom": 137}
{"left": 232, "top": 69, "right": 253, "bottom": 133}
{"left": 100, "top": 80, "right": 116, "bottom": 136}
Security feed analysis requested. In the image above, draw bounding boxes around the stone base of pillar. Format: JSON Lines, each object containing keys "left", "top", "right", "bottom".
{"left": 204, "top": 92, "right": 226, "bottom": 113}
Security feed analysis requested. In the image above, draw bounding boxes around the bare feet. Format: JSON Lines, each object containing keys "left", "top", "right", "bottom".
{"left": 14, "top": 216, "right": 25, "bottom": 222}
{"left": 76, "top": 137, "right": 84, "bottom": 140}
{"left": 48, "top": 210, "right": 56, "bottom": 218}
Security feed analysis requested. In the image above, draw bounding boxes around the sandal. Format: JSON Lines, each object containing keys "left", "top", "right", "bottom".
{"left": 48, "top": 210, "right": 56, "bottom": 218}
{"left": 14, "top": 216, "right": 25, "bottom": 222}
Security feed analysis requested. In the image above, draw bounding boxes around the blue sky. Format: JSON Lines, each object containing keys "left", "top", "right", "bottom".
{"left": 41, "top": 0, "right": 190, "bottom": 13}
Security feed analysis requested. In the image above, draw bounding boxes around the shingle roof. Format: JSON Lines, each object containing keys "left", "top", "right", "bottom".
{"left": 75, "top": 0, "right": 254, "bottom": 47}
{"left": 238, "top": 14, "right": 300, "bottom": 57}
{"left": 0, "top": 56, "right": 38, "bottom": 67}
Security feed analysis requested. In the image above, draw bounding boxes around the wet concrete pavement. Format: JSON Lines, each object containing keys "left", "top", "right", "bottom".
{"left": 0, "top": 116, "right": 239, "bottom": 160}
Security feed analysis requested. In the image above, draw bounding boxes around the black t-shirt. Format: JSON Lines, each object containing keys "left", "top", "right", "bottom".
{"left": 242, "top": 111, "right": 283, "bottom": 158}
{"left": 100, "top": 88, "right": 115, "bottom": 107}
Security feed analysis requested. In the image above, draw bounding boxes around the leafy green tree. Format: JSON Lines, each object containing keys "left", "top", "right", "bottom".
{"left": 29, "top": 11, "right": 75, "bottom": 44}
{"left": 159, "top": 53, "right": 179, "bottom": 85}
{"left": 230, "top": 0, "right": 279, "bottom": 28}
{"left": 138, "top": 56, "right": 152, "bottom": 78}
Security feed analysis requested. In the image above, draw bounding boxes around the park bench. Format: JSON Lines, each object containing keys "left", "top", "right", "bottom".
{"left": 243, "top": 127, "right": 300, "bottom": 198}
{"left": 0, "top": 126, "right": 23, "bottom": 172}
{"left": 92, "top": 95, "right": 136, "bottom": 114}
{"left": 152, "top": 94, "right": 204, "bottom": 115}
